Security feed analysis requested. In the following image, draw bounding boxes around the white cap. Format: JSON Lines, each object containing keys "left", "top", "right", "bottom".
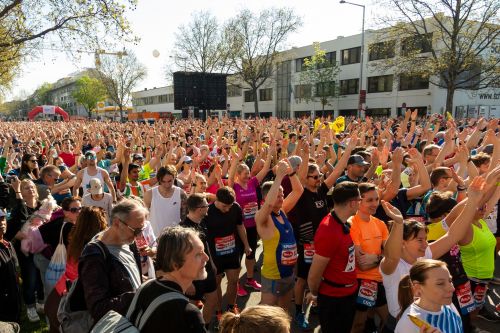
{"left": 89, "top": 178, "right": 103, "bottom": 195}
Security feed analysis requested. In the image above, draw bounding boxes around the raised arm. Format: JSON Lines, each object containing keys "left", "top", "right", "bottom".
{"left": 380, "top": 201, "right": 404, "bottom": 275}
{"left": 255, "top": 160, "right": 288, "bottom": 229}
{"left": 324, "top": 133, "right": 357, "bottom": 189}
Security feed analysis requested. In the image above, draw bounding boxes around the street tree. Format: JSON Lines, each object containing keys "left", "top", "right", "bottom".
{"left": 0, "top": 0, "right": 137, "bottom": 95}
{"left": 171, "top": 10, "right": 232, "bottom": 74}
{"left": 372, "top": 0, "right": 500, "bottom": 114}
{"left": 224, "top": 8, "right": 302, "bottom": 117}
{"left": 72, "top": 75, "right": 107, "bottom": 119}
{"left": 31, "top": 82, "right": 53, "bottom": 106}
{"left": 95, "top": 50, "right": 146, "bottom": 122}
{"left": 298, "top": 42, "right": 340, "bottom": 118}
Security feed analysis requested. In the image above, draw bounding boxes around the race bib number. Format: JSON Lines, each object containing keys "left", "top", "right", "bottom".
{"left": 215, "top": 235, "right": 236, "bottom": 256}
{"left": 303, "top": 243, "right": 315, "bottom": 264}
{"left": 455, "top": 281, "right": 475, "bottom": 315}
{"left": 356, "top": 280, "right": 378, "bottom": 308}
{"left": 473, "top": 283, "right": 488, "bottom": 309}
{"left": 243, "top": 202, "right": 258, "bottom": 221}
{"left": 281, "top": 243, "right": 298, "bottom": 266}
{"left": 344, "top": 245, "right": 355, "bottom": 272}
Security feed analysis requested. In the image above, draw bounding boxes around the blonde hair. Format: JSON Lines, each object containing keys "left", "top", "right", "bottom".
{"left": 21, "top": 179, "right": 38, "bottom": 201}
{"left": 219, "top": 305, "right": 291, "bottom": 333}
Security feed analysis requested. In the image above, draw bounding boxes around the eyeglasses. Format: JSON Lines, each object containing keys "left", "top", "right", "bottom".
{"left": 29, "top": 159, "right": 38, "bottom": 163}
{"left": 85, "top": 155, "right": 97, "bottom": 160}
{"left": 307, "top": 174, "right": 323, "bottom": 180}
{"left": 119, "top": 219, "right": 145, "bottom": 236}
{"left": 69, "top": 207, "right": 82, "bottom": 213}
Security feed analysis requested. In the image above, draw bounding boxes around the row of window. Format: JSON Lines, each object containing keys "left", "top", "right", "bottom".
{"left": 293, "top": 33, "right": 434, "bottom": 70}
{"left": 244, "top": 88, "right": 273, "bottom": 102}
{"left": 133, "top": 94, "right": 174, "bottom": 106}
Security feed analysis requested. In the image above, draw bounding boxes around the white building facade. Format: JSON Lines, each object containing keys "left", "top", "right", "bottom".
{"left": 131, "top": 31, "right": 500, "bottom": 120}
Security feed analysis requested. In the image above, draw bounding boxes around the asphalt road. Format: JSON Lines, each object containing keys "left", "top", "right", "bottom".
{"left": 215, "top": 242, "right": 500, "bottom": 333}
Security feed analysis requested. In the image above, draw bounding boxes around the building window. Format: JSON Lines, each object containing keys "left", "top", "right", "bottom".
{"left": 369, "top": 41, "right": 395, "bottom": 61}
{"left": 341, "top": 47, "right": 361, "bottom": 65}
{"left": 366, "top": 108, "right": 391, "bottom": 117}
{"left": 401, "top": 33, "right": 433, "bottom": 56}
{"left": 295, "top": 57, "right": 306, "bottom": 72}
{"left": 294, "top": 84, "right": 312, "bottom": 99}
{"left": 368, "top": 75, "right": 393, "bottom": 93}
{"left": 158, "top": 94, "right": 169, "bottom": 103}
{"left": 315, "top": 81, "right": 336, "bottom": 97}
{"left": 259, "top": 88, "right": 273, "bottom": 101}
{"left": 399, "top": 74, "right": 429, "bottom": 90}
{"left": 167, "top": 93, "right": 174, "bottom": 103}
{"left": 317, "top": 51, "right": 336, "bottom": 68}
{"left": 227, "top": 85, "right": 242, "bottom": 97}
{"left": 244, "top": 90, "right": 255, "bottom": 102}
{"left": 340, "top": 79, "right": 359, "bottom": 95}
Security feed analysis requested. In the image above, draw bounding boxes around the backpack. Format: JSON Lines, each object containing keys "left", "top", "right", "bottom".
{"left": 57, "top": 241, "right": 108, "bottom": 333}
{"left": 90, "top": 279, "right": 188, "bottom": 333}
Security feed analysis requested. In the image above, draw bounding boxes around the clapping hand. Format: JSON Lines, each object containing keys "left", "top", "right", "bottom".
{"left": 381, "top": 200, "right": 403, "bottom": 225}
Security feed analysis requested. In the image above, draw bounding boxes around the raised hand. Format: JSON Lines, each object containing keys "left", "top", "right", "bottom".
{"left": 467, "top": 176, "right": 486, "bottom": 204}
{"left": 275, "top": 159, "right": 292, "bottom": 178}
{"left": 381, "top": 200, "right": 403, "bottom": 224}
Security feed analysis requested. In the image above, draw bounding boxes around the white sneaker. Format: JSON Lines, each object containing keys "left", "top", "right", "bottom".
{"left": 36, "top": 302, "right": 45, "bottom": 314}
{"left": 27, "top": 306, "right": 40, "bottom": 322}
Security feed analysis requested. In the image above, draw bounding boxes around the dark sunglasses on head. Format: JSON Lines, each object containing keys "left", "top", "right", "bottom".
{"left": 69, "top": 207, "right": 82, "bottom": 213}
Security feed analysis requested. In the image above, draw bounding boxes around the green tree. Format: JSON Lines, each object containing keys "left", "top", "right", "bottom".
{"left": 0, "top": 0, "right": 137, "bottom": 95}
{"left": 95, "top": 50, "right": 146, "bottom": 122}
{"left": 224, "top": 8, "right": 302, "bottom": 117}
{"left": 72, "top": 75, "right": 107, "bottom": 119}
{"left": 31, "top": 82, "right": 53, "bottom": 106}
{"left": 372, "top": 0, "right": 500, "bottom": 114}
{"left": 299, "top": 42, "right": 340, "bottom": 118}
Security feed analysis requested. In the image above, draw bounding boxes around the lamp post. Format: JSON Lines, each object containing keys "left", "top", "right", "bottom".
{"left": 340, "top": 0, "right": 365, "bottom": 119}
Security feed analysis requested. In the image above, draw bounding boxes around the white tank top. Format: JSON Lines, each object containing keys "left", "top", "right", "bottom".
{"left": 149, "top": 185, "right": 182, "bottom": 236}
{"left": 81, "top": 167, "right": 105, "bottom": 192}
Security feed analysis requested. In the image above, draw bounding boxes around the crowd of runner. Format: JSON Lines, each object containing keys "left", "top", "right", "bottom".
{"left": 0, "top": 111, "right": 499, "bottom": 333}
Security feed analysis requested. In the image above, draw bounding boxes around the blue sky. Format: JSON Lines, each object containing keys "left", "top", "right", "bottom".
{"left": 7, "top": 0, "right": 376, "bottom": 100}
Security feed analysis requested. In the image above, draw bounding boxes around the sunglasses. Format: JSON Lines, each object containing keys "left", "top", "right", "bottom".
{"left": 119, "top": 219, "right": 145, "bottom": 236}
{"left": 69, "top": 207, "right": 82, "bottom": 213}
{"left": 85, "top": 155, "right": 97, "bottom": 160}
{"left": 29, "top": 159, "right": 38, "bottom": 163}
{"left": 307, "top": 174, "right": 323, "bottom": 180}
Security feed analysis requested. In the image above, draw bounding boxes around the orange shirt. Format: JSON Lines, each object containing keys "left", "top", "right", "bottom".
{"left": 349, "top": 213, "right": 389, "bottom": 282}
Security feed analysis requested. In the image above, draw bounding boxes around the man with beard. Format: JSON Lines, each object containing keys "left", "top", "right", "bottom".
{"left": 79, "top": 199, "right": 147, "bottom": 322}
{"left": 335, "top": 154, "right": 370, "bottom": 185}
{"left": 73, "top": 150, "right": 116, "bottom": 202}
{"left": 127, "top": 226, "right": 209, "bottom": 332}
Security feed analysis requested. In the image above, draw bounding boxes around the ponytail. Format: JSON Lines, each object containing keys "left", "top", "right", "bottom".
{"left": 219, "top": 312, "right": 239, "bottom": 333}
{"left": 397, "top": 274, "right": 414, "bottom": 319}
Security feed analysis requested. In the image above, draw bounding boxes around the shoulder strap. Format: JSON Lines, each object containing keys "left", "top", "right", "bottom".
{"left": 137, "top": 291, "right": 188, "bottom": 330}
{"left": 58, "top": 222, "right": 68, "bottom": 245}
{"left": 125, "top": 278, "right": 156, "bottom": 319}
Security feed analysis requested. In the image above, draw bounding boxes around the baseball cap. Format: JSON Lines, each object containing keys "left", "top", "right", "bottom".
{"left": 348, "top": 154, "right": 370, "bottom": 166}
{"left": 181, "top": 156, "right": 192, "bottom": 164}
{"left": 288, "top": 155, "right": 302, "bottom": 172}
{"left": 132, "top": 153, "right": 144, "bottom": 161}
{"left": 89, "top": 178, "right": 103, "bottom": 195}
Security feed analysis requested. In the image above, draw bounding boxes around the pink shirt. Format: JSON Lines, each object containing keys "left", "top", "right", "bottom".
{"left": 233, "top": 176, "right": 259, "bottom": 228}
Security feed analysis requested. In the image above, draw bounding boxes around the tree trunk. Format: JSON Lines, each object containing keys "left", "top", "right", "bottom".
{"left": 119, "top": 104, "right": 124, "bottom": 122}
{"left": 322, "top": 101, "right": 325, "bottom": 118}
{"left": 445, "top": 86, "right": 455, "bottom": 116}
{"left": 253, "top": 90, "right": 259, "bottom": 118}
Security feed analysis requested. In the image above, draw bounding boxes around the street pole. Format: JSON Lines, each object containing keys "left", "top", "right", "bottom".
{"left": 340, "top": 1, "right": 366, "bottom": 119}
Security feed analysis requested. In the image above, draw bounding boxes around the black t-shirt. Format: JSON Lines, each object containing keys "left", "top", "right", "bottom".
{"left": 204, "top": 203, "right": 242, "bottom": 258}
{"left": 288, "top": 182, "right": 330, "bottom": 244}
{"left": 180, "top": 217, "right": 213, "bottom": 269}
{"left": 39, "top": 217, "right": 73, "bottom": 250}
{"left": 130, "top": 279, "right": 206, "bottom": 333}
{"left": 374, "top": 188, "right": 413, "bottom": 224}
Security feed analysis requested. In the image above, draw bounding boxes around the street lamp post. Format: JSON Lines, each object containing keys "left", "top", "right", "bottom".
{"left": 340, "top": 0, "right": 365, "bottom": 119}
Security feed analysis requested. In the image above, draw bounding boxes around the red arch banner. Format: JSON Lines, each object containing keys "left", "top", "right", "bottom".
{"left": 28, "top": 105, "right": 69, "bottom": 121}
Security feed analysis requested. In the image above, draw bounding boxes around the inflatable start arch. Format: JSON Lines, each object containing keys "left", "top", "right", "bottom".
{"left": 28, "top": 105, "right": 69, "bottom": 121}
